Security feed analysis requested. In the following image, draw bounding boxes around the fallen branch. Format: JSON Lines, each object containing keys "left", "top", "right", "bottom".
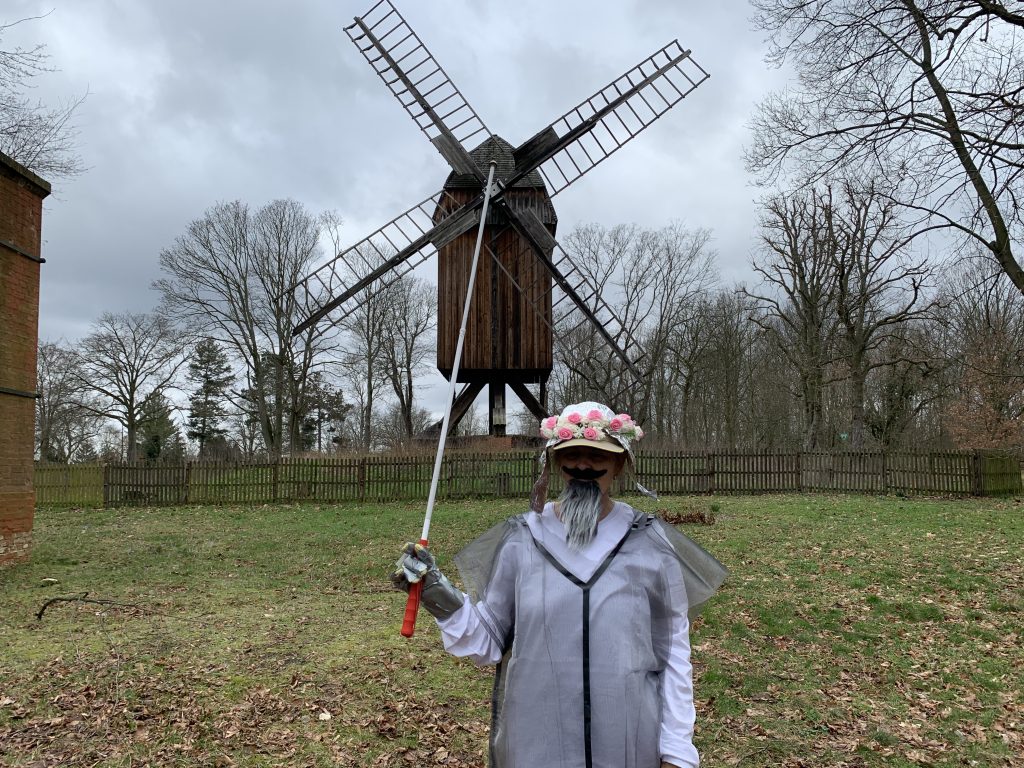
{"left": 35, "top": 592, "right": 216, "bottom": 625}
{"left": 35, "top": 592, "right": 146, "bottom": 621}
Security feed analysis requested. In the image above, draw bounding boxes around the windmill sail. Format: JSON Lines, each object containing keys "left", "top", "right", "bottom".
{"left": 291, "top": 189, "right": 480, "bottom": 335}
{"left": 480, "top": 222, "right": 649, "bottom": 376}
{"left": 345, "top": 0, "right": 491, "bottom": 177}
{"left": 510, "top": 41, "right": 709, "bottom": 195}
{"left": 491, "top": 201, "right": 648, "bottom": 375}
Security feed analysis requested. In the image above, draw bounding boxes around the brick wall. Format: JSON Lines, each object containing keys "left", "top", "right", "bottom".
{"left": 0, "top": 151, "right": 50, "bottom": 566}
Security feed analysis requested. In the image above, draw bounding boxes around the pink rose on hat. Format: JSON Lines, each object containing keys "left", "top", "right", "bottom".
{"left": 557, "top": 426, "right": 574, "bottom": 440}
{"left": 583, "top": 427, "right": 599, "bottom": 440}
{"left": 566, "top": 412, "right": 582, "bottom": 425}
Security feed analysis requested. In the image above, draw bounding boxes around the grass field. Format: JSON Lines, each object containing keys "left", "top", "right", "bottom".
{"left": 1, "top": 495, "right": 1021, "bottom": 767}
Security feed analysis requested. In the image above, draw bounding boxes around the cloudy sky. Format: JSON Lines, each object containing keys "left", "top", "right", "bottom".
{"left": 6, "top": 0, "right": 791, "bottom": 411}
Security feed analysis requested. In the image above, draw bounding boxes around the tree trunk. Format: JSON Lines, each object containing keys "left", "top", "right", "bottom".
{"left": 125, "top": 420, "right": 138, "bottom": 462}
{"left": 848, "top": 360, "right": 867, "bottom": 449}
{"left": 363, "top": 375, "right": 374, "bottom": 452}
{"left": 801, "top": 369, "right": 823, "bottom": 450}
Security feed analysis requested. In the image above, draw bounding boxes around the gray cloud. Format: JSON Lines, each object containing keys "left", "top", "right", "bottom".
{"left": 5, "top": 0, "right": 788, "bottom": 408}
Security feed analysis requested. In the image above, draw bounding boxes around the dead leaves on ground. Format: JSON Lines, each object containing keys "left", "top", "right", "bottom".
{"left": 0, "top": 649, "right": 489, "bottom": 767}
{"left": 5, "top": 497, "right": 1022, "bottom": 767}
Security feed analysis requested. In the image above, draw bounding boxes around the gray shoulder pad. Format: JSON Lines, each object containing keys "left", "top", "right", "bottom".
{"left": 650, "top": 518, "right": 729, "bottom": 619}
{"left": 453, "top": 514, "right": 528, "bottom": 601}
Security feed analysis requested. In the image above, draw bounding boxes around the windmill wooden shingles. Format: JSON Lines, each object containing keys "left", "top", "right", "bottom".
{"left": 436, "top": 137, "right": 555, "bottom": 382}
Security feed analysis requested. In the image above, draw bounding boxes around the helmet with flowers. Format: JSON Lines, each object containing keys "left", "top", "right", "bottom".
{"left": 531, "top": 401, "right": 654, "bottom": 511}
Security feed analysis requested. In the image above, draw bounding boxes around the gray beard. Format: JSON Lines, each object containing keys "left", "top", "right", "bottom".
{"left": 559, "top": 479, "right": 605, "bottom": 551}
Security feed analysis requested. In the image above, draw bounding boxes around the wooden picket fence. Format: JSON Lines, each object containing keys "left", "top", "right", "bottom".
{"left": 33, "top": 463, "right": 104, "bottom": 507}
{"left": 33, "top": 449, "right": 1021, "bottom": 508}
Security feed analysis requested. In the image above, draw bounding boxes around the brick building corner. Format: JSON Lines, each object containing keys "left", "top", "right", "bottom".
{"left": 0, "top": 151, "right": 50, "bottom": 566}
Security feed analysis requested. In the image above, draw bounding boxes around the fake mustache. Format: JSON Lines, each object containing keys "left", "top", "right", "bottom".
{"left": 564, "top": 467, "right": 608, "bottom": 481}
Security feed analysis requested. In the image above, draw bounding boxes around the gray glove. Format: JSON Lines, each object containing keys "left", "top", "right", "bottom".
{"left": 390, "top": 542, "right": 465, "bottom": 621}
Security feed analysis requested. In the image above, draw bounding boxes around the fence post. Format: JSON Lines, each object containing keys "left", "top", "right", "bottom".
{"left": 707, "top": 452, "right": 716, "bottom": 494}
{"left": 970, "top": 450, "right": 984, "bottom": 496}
{"left": 102, "top": 464, "right": 111, "bottom": 508}
{"left": 272, "top": 460, "right": 280, "bottom": 503}
{"left": 358, "top": 457, "right": 366, "bottom": 502}
{"left": 881, "top": 452, "right": 889, "bottom": 494}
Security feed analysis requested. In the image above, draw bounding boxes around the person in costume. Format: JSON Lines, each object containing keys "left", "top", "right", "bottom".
{"left": 392, "top": 402, "right": 727, "bottom": 768}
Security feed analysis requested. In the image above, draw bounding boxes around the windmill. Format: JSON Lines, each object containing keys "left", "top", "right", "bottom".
{"left": 292, "top": 0, "right": 709, "bottom": 436}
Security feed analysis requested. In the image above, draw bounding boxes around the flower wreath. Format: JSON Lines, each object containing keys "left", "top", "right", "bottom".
{"left": 539, "top": 407, "right": 644, "bottom": 444}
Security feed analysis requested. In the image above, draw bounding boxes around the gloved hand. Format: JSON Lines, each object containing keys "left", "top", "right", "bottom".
{"left": 390, "top": 542, "right": 465, "bottom": 621}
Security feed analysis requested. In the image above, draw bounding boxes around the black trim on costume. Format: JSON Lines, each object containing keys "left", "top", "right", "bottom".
{"left": 490, "top": 653, "right": 506, "bottom": 768}
{"left": 530, "top": 526, "right": 635, "bottom": 768}
{"left": 582, "top": 587, "right": 592, "bottom": 768}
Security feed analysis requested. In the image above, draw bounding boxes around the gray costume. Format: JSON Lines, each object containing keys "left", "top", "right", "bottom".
{"left": 455, "top": 507, "right": 727, "bottom": 768}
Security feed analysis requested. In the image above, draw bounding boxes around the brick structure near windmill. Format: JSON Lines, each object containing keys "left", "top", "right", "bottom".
{"left": 0, "top": 150, "right": 50, "bottom": 565}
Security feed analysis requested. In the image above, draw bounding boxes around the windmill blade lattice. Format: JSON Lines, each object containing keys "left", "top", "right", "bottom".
{"left": 511, "top": 41, "right": 709, "bottom": 195}
{"left": 292, "top": 189, "right": 478, "bottom": 335}
{"left": 345, "top": 0, "right": 491, "bottom": 176}
{"left": 520, "top": 237, "right": 649, "bottom": 373}
{"left": 478, "top": 223, "right": 648, "bottom": 377}
{"left": 475, "top": 236, "right": 651, "bottom": 415}
{"left": 499, "top": 203, "right": 649, "bottom": 375}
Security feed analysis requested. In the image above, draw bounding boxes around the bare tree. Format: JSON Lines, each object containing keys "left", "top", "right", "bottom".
{"left": 376, "top": 403, "right": 435, "bottom": 450}
{"left": 155, "top": 199, "right": 337, "bottom": 459}
{"left": 380, "top": 276, "right": 436, "bottom": 440}
{"left": 0, "top": 14, "right": 84, "bottom": 177}
{"left": 741, "top": 311, "right": 803, "bottom": 449}
{"left": 35, "top": 341, "right": 103, "bottom": 462}
{"left": 694, "top": 291, "right": 764, "bottom": 449}
{"left": 73, "top": 313, "right": 190, "bottom": 462}
{"left": 827, "top": 180, "right": 940, "bottom": 447}
{"left": 743, "top": 189, "right": 840, "bottom": 449}
{"left": 228, "top": 408, "right": 263, "bottom": 459}
{"left": 552, "top": 222, "right": 716, "bottom": 420}
{"left": 454, "top": 402, "right": 485, "bottom": 437}
{"left": 660, "top": 302, "right": 714, "bottom": 445}
{"left": 939, "top": 255, "right": 1024, "bottom": 447}
{"left": 747, "top": 0, "right": 1024, "bottom": 296}
{"left": 510, "top": 404, "right": 541, "bottom": 437}
{"left": 862, "top": 322, "right": 947, "bottom": 448}
{"left": 339, "top": 285, "right": 394, "bottom": 452}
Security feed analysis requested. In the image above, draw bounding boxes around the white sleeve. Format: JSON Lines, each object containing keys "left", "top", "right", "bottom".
{"left": 435, "top": 596, "right": 504, "bottom": 667}
{"left": 659, "top": 609, "right": 700, "bottom": 768}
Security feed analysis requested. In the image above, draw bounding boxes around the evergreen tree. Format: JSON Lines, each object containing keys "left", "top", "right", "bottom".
{"left": 74, "top": 441, "right": 99, "bottom": 465}
{"left": 186, "top": 339, "right": 234, "bottom": 457}
{"left": 300, "top": 372, "right": 350, "bottom": 453}
{"left": 137, "top": 391, "right": 185, "bottom": 463}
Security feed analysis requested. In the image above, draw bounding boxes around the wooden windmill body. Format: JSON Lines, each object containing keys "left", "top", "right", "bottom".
{"left": 292, "top": 0, "right": 710, "bottom": 436}
{"left": 436, "top": 136, "right": 556, "bottom": 434}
